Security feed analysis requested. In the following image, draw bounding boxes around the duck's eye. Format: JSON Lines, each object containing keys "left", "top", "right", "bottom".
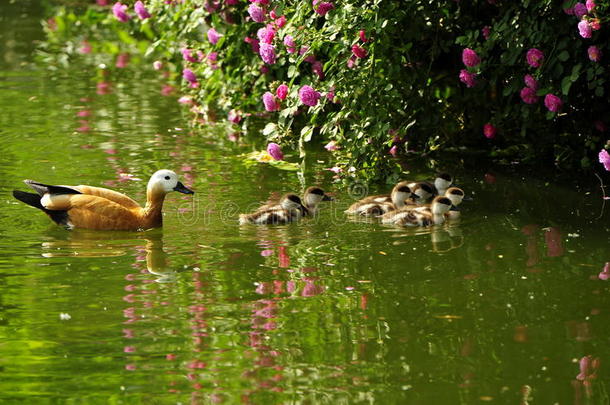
{"left": 164, "top": 176, "right": 170, "bottom": 180}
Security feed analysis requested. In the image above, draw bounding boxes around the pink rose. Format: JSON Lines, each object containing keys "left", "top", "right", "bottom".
{"left": 298, "top": 85, "right": 321, "bottom": 107}
{"left": 483, "top": 123, "right": 496, "bottom": 139}
{"left": 520, "top": 87, "right": 539, "bottom": 104}
{"left": 544, "top": 94, "right": 563, "bottom": 112}
{"left": 526, "top": 48, "right": 544, "bottom": 68}
{"left": 459, "top": 69, "right": 477, "bottom": 88}
{"left": 276, "top": 84, "right": 288, "bottom": 100}
{"left": 462, "top": 48, "right": 481, "bottom": 67}
{"left": 267, "top": 143, "right": 283, "bottom": 160}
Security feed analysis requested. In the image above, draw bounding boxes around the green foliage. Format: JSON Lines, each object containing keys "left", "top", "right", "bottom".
{"left": 40, "top": 0, "right": 610, "bottom": 180}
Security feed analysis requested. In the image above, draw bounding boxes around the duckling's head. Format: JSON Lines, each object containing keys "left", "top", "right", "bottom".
{"left": 445, "top": 187, "right": 464, "bottom": 207}
{"left": 303, "top": 186, "right": 332, "bottom": 208}
{"left": 148, "top": 170, "right": 194, "bottom": 195}
{"left": 391, "top": 181, "right": 413, "bottom": 207}
{"left": 435, "top": 173, "right": 453, "bottom": 192}
{"left": 431, "top": 196, "right": 452, "bottom": 215}
{"left": 412, "top": 182, "right": 434, "bottom": 203}
{"left": 280, "top": 193, "right": 305, "bottom": 210}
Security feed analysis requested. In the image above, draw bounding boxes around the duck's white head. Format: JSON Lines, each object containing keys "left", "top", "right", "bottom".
{"left": 445, "top": 187, "right": 464, "bottom": 207}
{"left": 431, "top": 196, "right": 452, "bottom": 216}
{"left": 303, "top": 186, "right": 333, "bottom": 208}
{"left": 280, "top": 193, "right": 305, "bottom": 210}
{"left": 434, "top": 173, "right": 453, "bottom": 193}
{"left": 148, "top": 170, "right": 194, "bottom": 195}
{"left": 411, "top": 182, "right": 434, "bottom": 204}
{"left": 391, "top": 181, "right": 413, "bottom": 207}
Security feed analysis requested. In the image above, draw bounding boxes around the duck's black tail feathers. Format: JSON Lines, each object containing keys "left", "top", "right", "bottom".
{"left": 12, "top": 190, "right": 70, "bottom": 226}
{"left": 24, "top": 180, "right": 81, "bottom": 196}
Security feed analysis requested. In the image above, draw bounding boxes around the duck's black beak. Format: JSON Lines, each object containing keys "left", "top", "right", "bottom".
{"left": 174, "top": 182, "right": 194, "bottom": 194}
{"left": 322, "top": 194, "right": 333, "bottom": 201}
{"left": 411, "top": 193, "right": 420, "bottom": 200}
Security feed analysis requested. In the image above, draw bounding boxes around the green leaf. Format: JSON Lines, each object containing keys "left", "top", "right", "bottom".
{"left": 557, "top": 50, "right": 569, "bottom": 62}
{"left": 262, "top": 123, "right": 277, "bottom": 136}
{"left": 300, "top": 126, "right": 313, "bottom": 142}
{"left": 561, "top": 76, "right": 572, "bottom": 95}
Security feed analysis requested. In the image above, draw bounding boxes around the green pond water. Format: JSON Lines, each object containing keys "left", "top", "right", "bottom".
{"left": 1, "top": 2, "right": 610, "bottom": 404}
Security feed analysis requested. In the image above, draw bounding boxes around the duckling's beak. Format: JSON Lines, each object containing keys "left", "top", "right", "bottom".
{"left": 322, "top": 194, "right": 333, "bottom": 201}
{"left": 173, "top": 182, "right": 194, "bottom": 194}
{"left": 410, "top": 193, "right": 420, "bottom": 200}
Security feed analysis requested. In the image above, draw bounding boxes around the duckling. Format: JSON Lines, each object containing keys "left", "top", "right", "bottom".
{"left": 298, "top": 186, "right": 332, "bottom": 214}
{"left": 239, "top": 193, "right": 307, "bottom": 225}
{"left": 407, "top": 173, "right": 453, "bottom": 197}
{"left": 381, "top": 196, "right": 453, "bottom": 226}
{"left": 405, "top": 182, "right": 435, "bottom": 204}
{"left": 345, "top": 181, "right": 414, "bottom": 216}
{"left": 444, "top": 187, "right": 464, "bottom": 220}
{"left": 12, "top": 170, "right": 194, "bottom": 231}
{"left": 256, "top": 186, "right": 332, "bottom": 215}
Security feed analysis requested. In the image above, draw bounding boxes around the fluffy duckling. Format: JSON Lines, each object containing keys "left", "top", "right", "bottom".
{"left": 12, "top": 170, "right": 194, "bottom": 231}
{"left": 407, "top": 173, "right": 453, "bottom": 197}
{"left": 405, "top": 182, "right": 435, "bottom": 204}
{"left": 381, "top": 196, "right": 453, "bottom": 226}
{"left": 256, "top": 186, "right": 332, "bottom": 215}
{"left": 239, "top": 193, "right": 307, "bottom": 225}
{"left": 345, "top": 181, "right": 414, "bottom": 216}
{"left": 444, "top": 187, "right": 464, "bottom": 219}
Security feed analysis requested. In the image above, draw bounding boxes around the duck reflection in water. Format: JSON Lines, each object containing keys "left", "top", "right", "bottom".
{"left": 40, "top": 230, "right": 176, "bottom": 283}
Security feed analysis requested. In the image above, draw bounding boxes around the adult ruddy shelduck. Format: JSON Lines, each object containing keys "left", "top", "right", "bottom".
{"left": 12, "top": 169, "right": 194, "bottom": 231}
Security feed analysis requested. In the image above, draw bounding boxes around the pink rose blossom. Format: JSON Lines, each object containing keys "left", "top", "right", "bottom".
{"left": 576, "top": 356, "right": 591, "bottom": 380}
{"left": 599, "top": 149, "right": 610, "bottom": 171}
{"left": 78, "top": 41, "right": 92, "bottom": 54}
{"left": 314, "top": 1, "right": 334, "bottom": 16}
{"left": 276, "top": 84, "right": 288, "bottom": 100}
{"left": 259, "top": 43, "right": 276, "bottom": 64}
{"left": 248, "top": 3, "right": 266, "bottom": 22}
{"left": 178, "top": 96, "right": 193, "bottom": 105}
{"left": 459, "top": 69, "right": 477, "bottom": 88}
{"left": 152, "top": 60, "right": 163, "bottom": 70}
{"left": 267, "top": 143, "right": 283, "bottom": 160}
{"left": 573, "top": 2, "right": 587, "bottom": 18}
{"left": 588, "top": 45, "right": 601, "bottom": 62}
{"left": 524, "top": 74, "right": 538, "bottom": 90}
{"left": 482, "top": 26, "right": 491, "bottom": 40}
{"left": 462, "top": 48, "right": 481, "bottom": 67}
{"left": 112, "top": 2, "right": 131, "bottom": 22}
{"left": 134, "top": 1, "right": 151, "bottom": 19}
{"left": 283, "top": 35, "right": 296, "bottom": 53}
{"left": 526, "top": 48, "right": 544, "bottom": 67}
{"left": 578, "top": 20, "right": 593, "bottom": 38}
{"left": 262, "top": 92, "right": 279, "bottom": 111}
{"left": 328, "top": 166, "right": 342, "bottom": 174}
{"left": 97, "top": 0, "right": 109, "bottom": 5}
{"left": 347, "top": 55, "right": 357, "bottom": 68}
{"left": 520, "top": 87, "right": 539, "bottom": 104}
{"left": 181, "top": 48, "right": 199, "bottom": 63}
{"left": 298, "top": 85, "right": 321, "bottom": 106}
{"left": 116, "top": 53, "right": 130, "bottom": 68}
{"left": 359, "top": 30, "right": 367, "bottom": 42}
{"left": 257, "top": 26, "right": 275, "bottom": 44}
{"left": 590, "top": 19, "right": 601, "bottom": 31}
{"left": 324, "top": 141, "right": 339, "bottom": 151}
{"left": 207, "top": 28, "right": 222, "bottom": 44}
{"left": 182, "top": 69, "right": 198, "bottom": 88}
{"left": 586, "top": 0, "right": 596, "bottom": 12}
{"left": 389, "top": 145, "right": 398, "bottom": 156}
{"left": 544, "top": 94, "right": 563, "bottom": 112}
{"left": 352, "top": 44, "right": 367, "bottom": 59}
{"left": 228, "top": 109, "right": 241, "bottom": 124}
{"left": 275, "top": 15, "right": 286, "bottom": 28}
{"left": 483, "top": 123, "right": 496, "bottom": 139}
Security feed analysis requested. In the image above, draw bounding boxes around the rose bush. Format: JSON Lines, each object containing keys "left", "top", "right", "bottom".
{"left": 40, "top": 0, "right": 610, "bottom": 180}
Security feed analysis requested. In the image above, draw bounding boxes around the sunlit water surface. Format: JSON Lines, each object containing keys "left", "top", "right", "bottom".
{"left": 1, "top": 2, "right": 610, "bottom": 404}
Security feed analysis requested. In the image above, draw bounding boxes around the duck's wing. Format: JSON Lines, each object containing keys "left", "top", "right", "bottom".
{"left": 41, "top": 194, "right": 142, "bottom": 230}
{"left": 73, "top": 185, "right": 141, "bottom": 209}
